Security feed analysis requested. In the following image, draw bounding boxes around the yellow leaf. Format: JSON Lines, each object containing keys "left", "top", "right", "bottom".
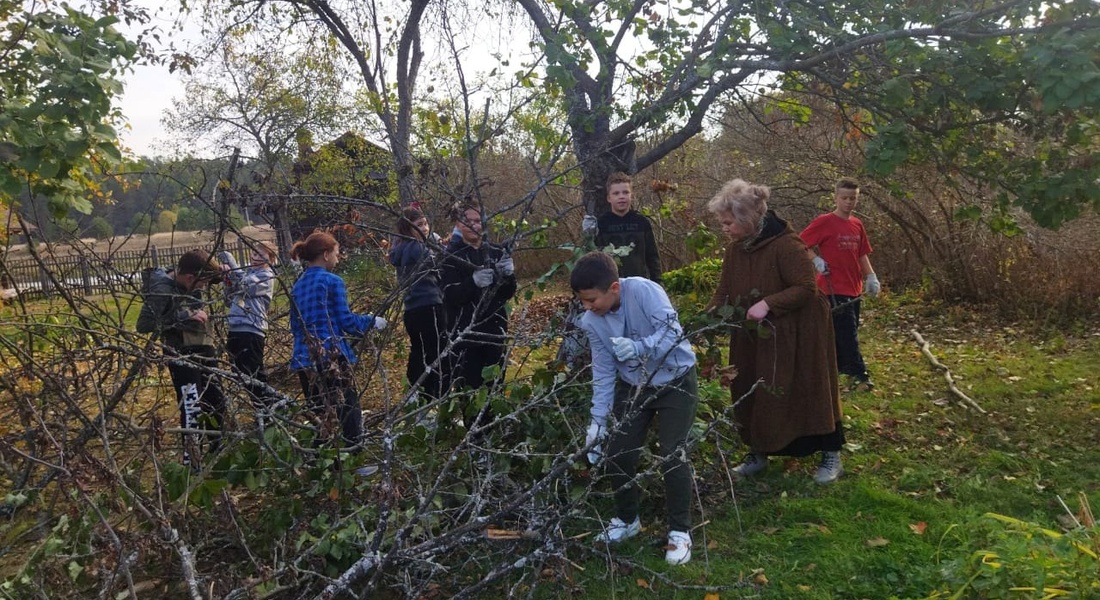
{"left": 864, "top": 537, "right": 890, "bottom": 547}
{"left": 704, "top": 594, "right": 720, "bottom": 600}
{"left": 706, "top": 539, "right": 719, "bottom": 550}
{"left": 798, "top": 585, "right": 811, "bottom": 591}
{"left": 753, "top": 572, "right": 768, "bottom": 585}
{"left": 328, "top": 486, "right": 340, "bottom": 501}
{"left": 636, "top": 578, "right": 649, "bottom": 588}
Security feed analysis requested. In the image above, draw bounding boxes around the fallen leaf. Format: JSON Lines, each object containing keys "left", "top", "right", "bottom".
{"left": 909, "top": 522, "right": 927, "bottom": 535}
{"left": 865, "top": 537, "right": 890, "bottom": 547}
{"left": 636, "top": 578, "right": 649, "bottom": 589}
{"left": 704, "top": 594, "right": 720, "bottom": 600}
{"left": 328, "top": 486, "right": 340, "bottom": 501}
{"left": 798, "top": 585, "right": 811, "bottom": 591}
{"left": 753, "top": 572, "right": 768, "bottom": 585}
{"left": 706, "top": 539, "right": 719, "bottom": 550}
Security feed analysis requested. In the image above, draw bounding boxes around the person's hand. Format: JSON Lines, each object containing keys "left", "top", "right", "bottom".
{"left": 372, "top": 316, "right": 388, "bottom": 330}
{"left": 473, "top": 268, "right": 495, "bottom": 288}
{"left": 609, "top": 336, "right": 639, "bottom": 362}
{"left": 812, "top": 255, "right": 828, "bottom": 274}
{"left": 495, "top": 257, "right": 515, "bottom": 276}
{"left": 581, "top": 215, "right": 598, "bottom": 237}
{"left": 217, "top": 251, "right": 239, "bottom": 270}
{"left": 864, "top": 273, "right": 881, "bottom": 297}
{"left": 585, "top": 419, "right": 606, "bottom": 464}
{"left": 190, "top": 309, "right": 209, "bottom": 324}
{"left": 746, "top": 300, "right": 769, "bottom": 321}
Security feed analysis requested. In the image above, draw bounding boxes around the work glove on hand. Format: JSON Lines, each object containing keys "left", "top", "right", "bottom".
{"left": 864, "top": 273, "right": 881, "bottom": 297}
{"left": 746, "top": 299, "right": 770, "bottom": 322}
{"left": 609, "top": 336, "right": 639, "bottom": 362}
{"left": 581, "top": 215, "right": 599, "bottom": 237}
{"left": 812, "top": 255, "right": 828, "bottom": 274}
{"left": 472, "top": 268, "right": 495, "bottom": 288}
{"left": 495, "top": 257, "right": 515, "bottom": 276}
{"left": 585, "top": 419, "right": 607, "bottom": 464}
{"left": 372, "top": 316, "right": 388, "bottom": 330}
{"left": 217, "top": 251, "right": 240, "bottom": 270}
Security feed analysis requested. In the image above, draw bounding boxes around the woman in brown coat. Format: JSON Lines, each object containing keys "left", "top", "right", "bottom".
{"left": 705, "top": 179, "right": 845, "bottom": 484}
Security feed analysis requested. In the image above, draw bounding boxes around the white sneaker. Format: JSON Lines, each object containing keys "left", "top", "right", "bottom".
{"left": 813, "top": 451, "right": 843, "bottom": 484}
{"left": 665, "top": 531, "right": 692, "bottom": 565}
{"left": 595, "top": 517, "right": 641, "bottom": 543}
{"left": 732, "top": 452, "right": 768, "bottom": 478}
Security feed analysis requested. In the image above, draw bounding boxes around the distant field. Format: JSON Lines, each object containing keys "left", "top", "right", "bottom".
{"left": 2, "top": 225, "right": 277, "bottom": 259}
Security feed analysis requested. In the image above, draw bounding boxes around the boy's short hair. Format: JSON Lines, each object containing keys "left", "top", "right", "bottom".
{"left": 606, "top": 171, "right": 632, "bottom": 189}
{"left": 570, "top": 251, "right": 619, "bottom": 292}
{"left": 835, "top": 177, "right": 860, "bottom": 192}
{"left": 177, "top": 249, "right": 222, "bottom": 283}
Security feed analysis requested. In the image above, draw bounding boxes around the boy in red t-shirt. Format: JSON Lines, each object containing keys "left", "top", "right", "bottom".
{"left": 800, "top": 178, "right": 881, "bottom": 391}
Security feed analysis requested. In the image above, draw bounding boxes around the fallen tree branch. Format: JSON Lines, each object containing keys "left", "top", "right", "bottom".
{"left": 910, "top": 330, "right": 987, "bottom": 414}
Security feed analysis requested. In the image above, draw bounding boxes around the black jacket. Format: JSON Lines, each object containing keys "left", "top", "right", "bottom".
{"left": 440, "top": 238, "right": 517, "bottom": 346}
{"left": 136, "top": 269, "right": 213, "bottom": 349}
{"left": 595, "top": 210, "right": 662, "bottom": 282}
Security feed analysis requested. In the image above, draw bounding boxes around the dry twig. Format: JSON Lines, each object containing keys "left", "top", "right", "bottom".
{"left": 910, "top": 330, "right": 987, "bottom": 414}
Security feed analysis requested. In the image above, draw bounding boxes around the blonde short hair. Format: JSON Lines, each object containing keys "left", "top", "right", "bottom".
{"left": 706, "top": 179, "right": 770, "bottom": 229}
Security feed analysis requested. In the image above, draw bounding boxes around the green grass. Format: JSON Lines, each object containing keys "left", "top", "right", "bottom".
{"left": 551, "top": 291, "right": 1100, "bottom": 599}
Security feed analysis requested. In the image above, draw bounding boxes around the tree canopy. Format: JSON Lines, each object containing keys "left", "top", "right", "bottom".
{"left": 0, "top": 1, "right": 139, "bottom": 216}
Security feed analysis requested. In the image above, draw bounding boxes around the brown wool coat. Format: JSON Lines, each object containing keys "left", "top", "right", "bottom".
{"left": 708, "top": 216, "right": 842, "bottom": 454}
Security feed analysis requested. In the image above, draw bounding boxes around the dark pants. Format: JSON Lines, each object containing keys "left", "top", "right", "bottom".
{"left": 451, "top": 340, "right": 506, "bottom": 432}
{"left": 403, "top": 305, "right": 449, "bottom": 400}
{"left": 297, "top": 360, "right": 363, "bottom": 449}
{"left": 829, "top": 295, "right": 869, "bottom": 379}
{"left": 227, "top": 331, "right": 274, "bottom": 407}
{"left": 606, "top": 367, "right": 698, "bottom": 533}
{"left": 167, "top": 345, "right": 227, "bottom": 464}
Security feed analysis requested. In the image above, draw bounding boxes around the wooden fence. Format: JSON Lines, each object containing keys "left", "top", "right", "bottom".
{"left": 0, "top": 240, "right": 258, "bottom": 300}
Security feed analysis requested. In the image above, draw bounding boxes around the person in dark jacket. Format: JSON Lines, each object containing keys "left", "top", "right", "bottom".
{"left": 593, "top": 172, "right": 662, "bottom": 282}
{"left": 136, "top": 249, "right": 225, "bottom": 468}
{"left": 389, "top": 207, "right": 449, "bottom": 402}
{"left": 440, "top": 202, "right": 517, "bottom": 431}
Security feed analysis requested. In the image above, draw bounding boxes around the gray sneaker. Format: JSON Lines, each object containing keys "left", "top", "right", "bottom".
{"left": 813, "top": 451, "right": 843, "bottom": 484}
{"left": 732, "top": 453, "right": 768, "bottom": 478}
{"left": 354, "top": 465, "right": 380, "bottom": 477}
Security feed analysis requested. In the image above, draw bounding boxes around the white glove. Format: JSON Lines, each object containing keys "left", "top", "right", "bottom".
{"left": 864, "top": 273, "right": 881, "bottom": 297}
{"left": 585, "top": 420, "right": 606, "bottom": 464}
{"left": 472, "top": 268, "right": 495, "bottom": 288}
{"left": 581, "top": 215, "right": 599, "bottom": 237}
{"left": 495, "top": 257, "right": 515, "bottom": 276}
{"left": 218, "top": 251, "right": 239, "bottom": 270}
{"left": 372, "top": 316, "right": 388, "bottom": 330}
{"left": 609, "top": 336, "right": 639, "bottom": 362}
{"left": 812, "top": 255, "right": 828, "bottom": 274}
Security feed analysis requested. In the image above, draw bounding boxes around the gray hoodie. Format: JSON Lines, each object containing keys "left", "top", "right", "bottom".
{"left": 224, "top": 265, "right": 276, "bottom": 336}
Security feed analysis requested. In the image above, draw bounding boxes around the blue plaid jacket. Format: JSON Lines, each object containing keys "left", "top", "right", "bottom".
{"left": 289, "top": 266, "right": 375, "bottom": 369}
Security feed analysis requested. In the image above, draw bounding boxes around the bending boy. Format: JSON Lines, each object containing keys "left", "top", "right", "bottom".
{"left": 571, "top": 251, "right": 698, "bottom": 565}
{"left": 136, "top": 249, "right": 226, "bottom": 467}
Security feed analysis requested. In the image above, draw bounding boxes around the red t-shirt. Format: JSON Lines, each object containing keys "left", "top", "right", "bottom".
{"left": 800, "top": 213, "right": 872, "bottom": 297}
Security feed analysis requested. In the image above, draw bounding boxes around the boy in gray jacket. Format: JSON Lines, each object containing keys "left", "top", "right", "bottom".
{"left": 220, "top": 241, "right": 279, "bottom": 407}
{"left": 137, "top": 249, "right": 225, "bottom": 467}
{"left": 571, "top": 251, "right": 698, "bottom": 565}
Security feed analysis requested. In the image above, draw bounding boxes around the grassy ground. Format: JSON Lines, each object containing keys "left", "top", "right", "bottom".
{"left": 2, "top": 276, "right": 1098, "bottom": 597}
{"left": 561, "top": 292, "right": 1100, "bottom": 599}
